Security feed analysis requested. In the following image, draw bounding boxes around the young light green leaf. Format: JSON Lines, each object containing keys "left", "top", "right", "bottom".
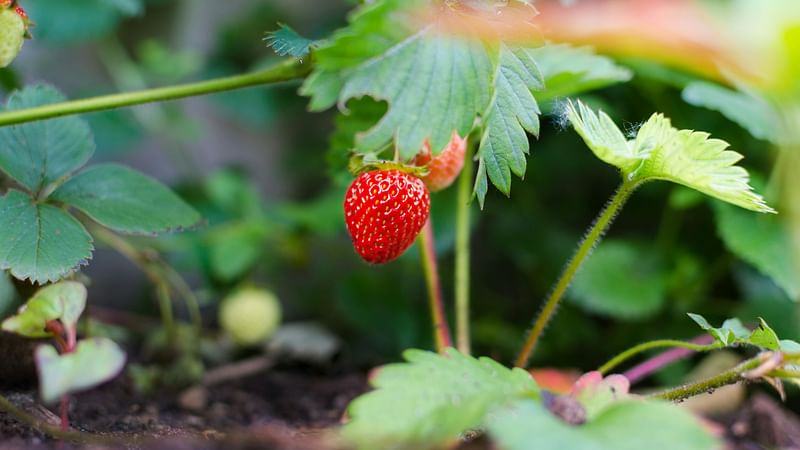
{"left": 681, "top": 81, "right": 780, "bottom": 144}
{"left": 0, "top": 190, "right": 93, "bottom": 284}
{"left": 688, "top": 313, "right": 780, "bottom": 350}
{"left": 749, "top": 318, "right": 781, "bottom": 350}
{"left": 1, "top": 282, "right": 87, "bottom": 339}
{"left": 565, "top": 100, "right": 643, "bottom": 174}
{"left": 714, "top": 201, "right": 798, "bottom": 300}
{"left": 51, "top": 164, "right": 202, "bottom": 235}
{"left": 0, "top": 85, "right": 94, "bottom": 195}
{"left": 343, "top": 348, "right": 538, "bottom": 450}
{"left": 488, "top": 399, "right": 717, "bottom": 450}
{"left": 35, "top": 337, "right": 126, "bottom": 404}
{"left": 687, "top": 313, "right": 750, "bottom": 346}
{"left": 566, "top": 100, "right": 775, "bottom": 214}
{"left": 570, "top": 240, "right": 667, "bottom": 320}
{"left": 474, "top": 45, "right": 543, "bottom": 207}
{"left": 531, "top": 44, "right": 632, "bottom": 103}
{"left": 264, "top": 24, "right": 317, "bottom": 58}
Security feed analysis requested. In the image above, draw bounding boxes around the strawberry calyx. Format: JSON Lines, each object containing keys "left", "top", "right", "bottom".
{"left": 348, "top": 153, "right": 429, "bottom": 178}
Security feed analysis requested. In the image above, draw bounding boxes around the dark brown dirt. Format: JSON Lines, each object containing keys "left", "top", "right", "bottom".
{"left": 2, "top": 369, "right": 800, "bottom": 450}
{"left": 0, "top": 366, "right": 367, "bottom": 450}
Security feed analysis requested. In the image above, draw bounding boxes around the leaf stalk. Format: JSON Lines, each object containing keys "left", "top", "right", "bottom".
{"left": 515, "top": 181, "right": 638, "bottom": 368}
{"left": 418, "top": 219, "right": 453, "bottom": 353}
{"left": 0, "top": 58, "right": 311, "bottom": 127}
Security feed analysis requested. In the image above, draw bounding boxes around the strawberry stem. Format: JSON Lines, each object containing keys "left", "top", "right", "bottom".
{"left": 597, "top": 336, "right": 721, "bottom": 377}
{"left": 454, "top": 146, "right": 474, "bottom": 355}
{"left": 0, "top": 57, "right": 311, "bottom": 127}
{"left": 514, "top": 181, "right": 638, "bottom": 368}
{"left": 418, "top": 219, "right": 453, "bottom": 352}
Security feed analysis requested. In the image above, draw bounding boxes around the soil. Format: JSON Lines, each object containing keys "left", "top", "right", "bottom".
{"left": 0, "top": 365, "right": 367, "bottom": 450}
{"left": 1, "top": 366, "right": 799, "bottom": 450}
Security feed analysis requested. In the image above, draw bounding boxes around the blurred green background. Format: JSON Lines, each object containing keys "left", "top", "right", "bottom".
{"left": 2, "top": 0, "right": 798, "bottom": 393}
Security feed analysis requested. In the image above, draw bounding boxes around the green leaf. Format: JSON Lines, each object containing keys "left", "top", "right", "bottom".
{"left": 0, "top": 85, "right": 94, "bottom": 194}
{"left": 566, "top": 100, "right": 775, "bottom": 214}
{"left": 688, "top": 313, "right": 780, "bottom": 350}
{"left": 488, "top": 399, "right": 717, "bottom": 450}
{"left": 714, "top": 201, "right": 798, "bottom": 299}
{"left": 532, "top": 44, "right": 632, "bottom": 103}
{"left": 687, "top": 313, "right": 749, "bottom": 346}
{"left": 341, "top": 32, "right": 493, "bottom": 159}
{"left": 52, "top": 164, "right": 202, "bottom": 235}
{"left": 0, "top": 190, "right": 92, "bottom": 284}
{"left": 264, "top": 24, "right": 317, "bottom": 58}
{"left": 305, "top": 1, "right": 548, "bottom": 205}
{"left": 35, "top": 337, "right": 126, "bottom": 404}
{"left": 1, "top": 281, "right": 87, "bottom": 339}
{"left": 0, "top": 271, "right": 17, "bottom": 318}
{"left": 474, "top": 45, "right": 543, "bottom": 207}
{"left": 207, "top": 220, "right": 268, "bottom": 282}
{"left": 300, "top": 0, "right": 413, "bottom": 111}
{"left": 570, "top": 240, "right": 667, "bottom": 320}
{"left": 343, "top": 348, "right": 538, "bottom": 450}
{"left": 681, "top": 82, "right": 780, "bottom": 144}
{"left": 749, "top": 318, "right": 781, "bottom": 350}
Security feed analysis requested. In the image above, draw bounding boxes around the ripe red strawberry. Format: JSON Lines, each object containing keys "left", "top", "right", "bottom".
{"left": 344, "top": 170, "right": 430, "bottom": 264}
{"left": 414, "top": 131, "right": 467, "bottom": 192}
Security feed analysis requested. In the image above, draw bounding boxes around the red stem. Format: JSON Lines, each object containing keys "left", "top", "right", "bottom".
{"left": 419, "top": 220, "right": 453, "bottom": 352}
{"left": 44, "top": 320, "right": 74, "bottom": 432}
{"left": 624, "top": 335, "right": 716, "bottom": 384}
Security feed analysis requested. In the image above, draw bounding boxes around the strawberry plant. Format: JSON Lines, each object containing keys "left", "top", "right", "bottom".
{"left": 1, "top": 282, "right": 125, "bottom": 431}
{"left": 0, "top": 0, "right": 798, "bottom": 448}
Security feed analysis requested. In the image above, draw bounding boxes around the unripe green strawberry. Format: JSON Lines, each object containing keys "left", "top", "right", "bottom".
{"left": 344, "top": 169, "right": 431, "bottom": 264}
{"left": 414, "top": 131, "right": 467, "bottom": 192}
{"left": 219, "top": 288, "right": 282, "bottom": 346}
{"left": 0, "top": 2, "right": 27, "bottom": 68}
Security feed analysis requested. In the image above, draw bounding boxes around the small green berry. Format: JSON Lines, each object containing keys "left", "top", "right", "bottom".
{"left": 0, "top": 6, "right": 25, "bottom": 68}
{"left": 219, "top": 288, "right": 282, "bottom": 346}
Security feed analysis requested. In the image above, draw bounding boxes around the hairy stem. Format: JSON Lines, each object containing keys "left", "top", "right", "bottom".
{"left": 623, "top": 335, "right": 717, "bottom": 383}
{"left": 418, "top": 219, "right": 453, "bottom": 352}
{"left": 650, "top": 356, "right": 763, "bottom": 402}
{"left": 599, "top": 337, "right": 721, "bottom": 375}
{"left": 515, "top": 181, "right": 638, "bottom": 368}
{"left": 454, "top": 151, "right": 474, "bottom": 355}
{"left": 0, "top": 58, "right": 311, "bottom": 127}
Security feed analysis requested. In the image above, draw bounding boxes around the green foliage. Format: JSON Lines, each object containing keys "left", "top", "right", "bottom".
{"left": 714, "top": 202, "right": 798, "bottom": 300}
{"left": 343, "top": 348, "right": 538, "bottom": 450}
{"left": 0, "top": 190, "right": 93, "bottom": 283}
{"left": 26, "top": 0, "right": 142, "bottom": 43}
{"left": 566, "top": 100, "right": 775, "bottom": 213}
{"left": 339, "top": 34, "right": 492, "bottom": 159}
{"left": 264, "top": 24, "right": 317, "bottom": 58}
{"left": 488, "top": 399, "right": 717, "bottom": 450}
{"left": 681, "top": 82, "right": 780, "bottom": 143}
{"left": 532, "top": 44, "right": 632, "bottom": 104}
{"left": 303, "top": 0, "right": 549, "bottom": 205}
{"left": 0, "top": 85, "right": 200, "bottom": 283}
{"left": 570, "top": 240, "right": 667, "bottom": 319}
{"left": 51, "top": 164, "right": 202, "bottom": 235}
{"left": 35, "top": 337, "right": 126, "bottom": 404}
{"left": 0, "top": 86, "right": 94, "bottom": 194}
{"left": 1, "top": 282, "right": 87, "bottom": 339}
{"left": 474, "top": 45, "right": 543, "bottom": 207}
{"left": 688, "top": 313, "right": 780, "bottom": 350}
